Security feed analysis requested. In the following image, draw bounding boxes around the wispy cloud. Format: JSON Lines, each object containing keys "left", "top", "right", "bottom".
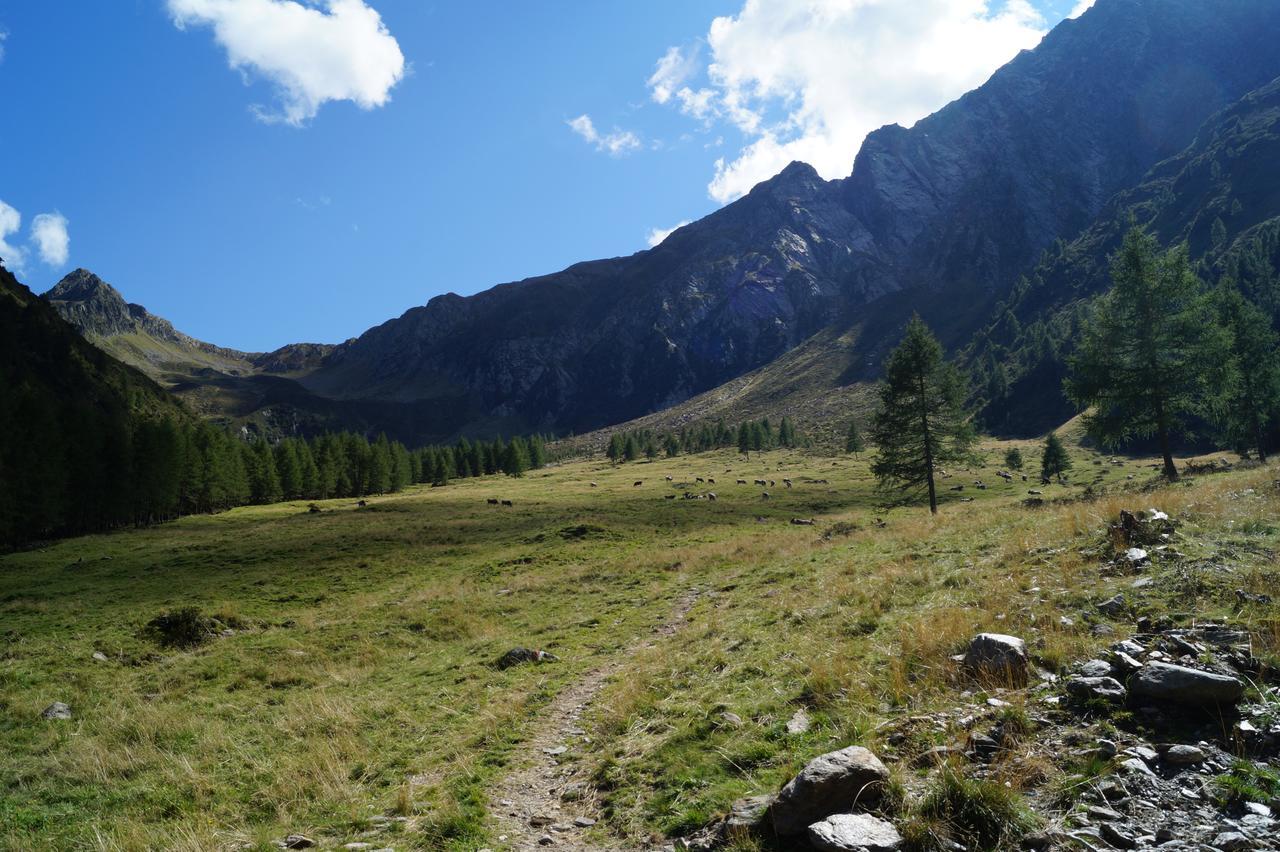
{"left": 567, "top": 114, "right": 642, "bottom": 157}
{"left": 32, "top": 212, "right": 70, "bottom": 267}
{"left": 646, "top": 220, "right": 691, "bottom": 248}
{"left": 0, "top": 200, "right": 26, "bottom": 271}
{"left": 167, "top": 0, "right": 406, "bottom": 126}
{"left": 1069, "top": 0, "right": 1096, "bottom": 18}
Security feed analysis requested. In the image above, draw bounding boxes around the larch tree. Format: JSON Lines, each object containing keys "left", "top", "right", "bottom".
{"left": 870, "top": 315, "right": 975, "bottom": 514}
{"left": 1214, "top": 278, "right": 1280, "bottom": 462}
{"left": 1066, "top": 227, "right": 1229, "bottom": 480}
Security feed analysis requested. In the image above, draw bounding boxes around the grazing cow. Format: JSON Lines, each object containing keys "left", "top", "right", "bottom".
{"left": 665, "top": 475, "right": 674, "bottom": 481}
{"left": 501, "top": 499, "right": 513, "bottom": 506}
{"left": 487, "top": 498, "right": 499, "bottom": 505}
{"left": 790, "top": 517, "right": 814, "bottom": 526}
{"left": 696, "top": 477, "right": 704, "bottom": 483}
{"left": 590, "top": 482, "right": 598, "bottom": 487}
{"left": 1027, "top": 489, "right": 1042, "bottom": 496}
{"left": 707, "top": 492, "right": 717, "bottom": 501}
{"left": 737, "top": 479, "right": 747, "bottom": 485}
{"left": 761, "top": 492, "right": 771, "bottom": 499}
{"left": 357, "top": 500, "right": 368, "bottom": 507}
{"left": 707, "top": 478, "right": 715, "bottom": 484}
{"left": 1021, "top": 474, "right": 1028, "bottom": 481}
{"left": 664, "top": 494, "right": 676, "bottom": 500}
{"left": 951, "top": 485, "right": 964, "bottom": 491}
{"left": 755, "top": 479, "right": 766, "bottom": 486}
{"left": 634, "top": 481, "right": 643, "bottom": 487}
{"left": 873, "top": 518, "right": 887, "bottom": 528}
{"left": 769, "top": 479, "right": 776, "bottom": 487}
{"left": 783, "top": 479, "right": 792, "bottom": 487}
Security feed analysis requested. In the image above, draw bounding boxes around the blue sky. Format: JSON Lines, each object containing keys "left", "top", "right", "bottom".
{"left": 0, "top": 0, "right": 1090, "bottom": 352}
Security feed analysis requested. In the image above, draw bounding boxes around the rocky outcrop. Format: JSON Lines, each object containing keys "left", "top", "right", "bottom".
{"left": 1128, "top": 661, "right": 1246, "bottom": 707}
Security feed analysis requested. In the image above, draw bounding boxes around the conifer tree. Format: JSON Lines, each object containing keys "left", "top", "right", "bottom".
{"left": 1214, "top": 279, "right": 1280, "bottom": 462}
{"left": 503, "top": 436, "right": 530, "bottom": 476}
{"left": 845, "top": 421, "right": 865, "bottom": 455}
{"left": 1066, "top": 228, "right": 1229, "bottom": 480}
{"left": 870, "top": 315, "right": 975, "bottom": 514}
{"left": 1003, "top": 447, "right": 1024, "bottom": 471}
{"left": 606, "top": 432, "right": 625, "bottom": 463}
{"left": 1040, "top": 431, "right": 1072, "bottom": 482}
{"left": 369, "top": 435, "right": 393, "bottom": 494}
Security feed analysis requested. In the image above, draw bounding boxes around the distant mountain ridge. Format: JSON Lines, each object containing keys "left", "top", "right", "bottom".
{"left": 42, "top": 0, "right": 1280, "bottom": 444}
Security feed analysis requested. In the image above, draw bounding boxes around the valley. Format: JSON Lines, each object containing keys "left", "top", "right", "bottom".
{"left": 3, "top": 441, "right": 1277, "bottom": 850}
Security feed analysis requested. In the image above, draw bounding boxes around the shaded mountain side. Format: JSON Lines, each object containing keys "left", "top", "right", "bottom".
{"left": 0, "top": 263, "right": 189, "bottom": 543}
{"left": 967, "top": 74, "right": 1280, "bottom": 436}
{"left": 293, "top": 0, "right": 1280, "bottom": 441}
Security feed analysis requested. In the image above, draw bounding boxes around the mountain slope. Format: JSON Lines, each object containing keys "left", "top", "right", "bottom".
{"left": 296, "top": 0, "right": 1280, "bottom": 441}
{"left": 0, "top": 263, "right": 187, "bottom": 543}
{"left": 968, "top": 74, "right": 1280, "bottom": 434}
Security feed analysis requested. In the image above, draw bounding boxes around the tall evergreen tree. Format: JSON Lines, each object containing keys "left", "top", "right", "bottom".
{"left": 1003, "top": 447, "right": 1024, "bottom": 471}
{"left": 1214, "top": 279, "right": 1280, "bottom": 462}
{"left": 1066, "top": 228, "right": 1229, "bottom": 480}
{"left": 870, "top": 316, "right": 975, "bottom": 514}
{"left": 1040, "top": 432, "right": 1072, "bottom": 482}
{"left": 845, "top": 421, "right": 865, "bottom": 455}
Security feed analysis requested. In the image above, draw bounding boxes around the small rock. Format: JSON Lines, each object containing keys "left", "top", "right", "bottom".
{"left": 1160, "top": 744, "right": 1205, "bottom": 766}
{"left": 1088, "top": 806, "right": 1123, "bottom": 821}
{"left": 1211, "top": 832, "right": 1252, "bottom": 851}
{"left": 41, "top": 702, "right": 72, "bottom": 720}
{"left": 1098, "top": 594, "right": 1127, "bottom": 616}
{"left": 343, "top": 845, "right": 374, "bottom": 851}
{"left": 1100, "top": 822, "right": 1137, "bottom": 849}
{"left": 719, "top": 712, "right": 744, "bottom": 728}
{"left": 806, "top": 813, "right": 902, "bottom": 852}
{"left": 1066, "top": 675, "right": 1126, "bottom": 701}
{"left": 538, "top": 834, "right": 554, "bottom": 846}
{"left": 1119, "top": 757, "right": 1155, "bottom": 777}
{"left": 1097, "top": 739, "right": 1118, "bottom": 758}
{"left": 962, "top": 633, "right": 1029, "bottom": 686}
{"left": 1155, "top": 827, "right": 1175, "bottom": 844}
{"left": 544, "top": 746, "right": 568, "bottom": 756}
{"left": 723, "top": 794, "right": 774, "bottom": 833}
{"left": 281, "top": 836, "right": 316, "bottom": 850}
{"left": 529, "top": 814, "right": 554, "bottom": 827}
{"left": 1079, "top": 659, "right": 1113, "bottom": 677}
{"left": 1128, "top": 661, "right": 1245, "bottom": 706}
{"left": 496, "top": 647, "right": 559, "bottom": 669}
{"left": 786, "top": 709, "right": 811, "bottom": 735}
{"left": 573, "top": 817, "right": 596, "bottom": 827}
{"left": 91, "top": 651, "right": 109, "bottom": 662}
{"left": 1124, "top": 547, "right": 1149, "bottom": 565}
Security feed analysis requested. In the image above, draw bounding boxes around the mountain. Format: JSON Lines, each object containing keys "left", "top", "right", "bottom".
{"left": 968, "top": 73, "right": 1280, "bottom": 435}
{"left": 40, "top": 0, "right": 1280, "bottom": 447}
{"left": 292, "top": 0, "right": 1280, "bottom": 441}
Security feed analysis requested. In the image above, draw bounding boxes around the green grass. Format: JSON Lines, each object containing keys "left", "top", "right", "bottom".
{"left": 2, "top": 441, "right": 1277, "bottom": 851}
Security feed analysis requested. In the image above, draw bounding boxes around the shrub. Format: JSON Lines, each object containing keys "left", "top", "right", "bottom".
{"left": 144, "top": 606, "right": 217, "bottom": 648}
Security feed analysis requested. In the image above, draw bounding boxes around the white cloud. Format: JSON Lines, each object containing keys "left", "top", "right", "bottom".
{"left": 567, "top": 113, "right": 642, "bottom": 157}
{"left": 32, "top": 212, "right": 70, "bottom": 267}
{"left": 167, "top": 0, "right": 405, "bottom": 126}
{"left": 1069, "top": 0, "right": 1095, "bottom": 18}
{"left": 647, "top": 45, "right": 699, "bottom": 105}
{"left": 0, "top": 200, "right": 25, "bottom": 271}
{"left": 646, "top": 220, "right": 691, "bottom": 248}
{"left": 653, "top": 0, "right": 1049, "bottom": 203}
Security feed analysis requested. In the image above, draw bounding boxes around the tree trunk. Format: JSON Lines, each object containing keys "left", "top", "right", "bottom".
{"left": 1158, "top": 425, "right": 1179, "bottom": 481}
{"left": 919, "top": 376, "right": 937, "bottom": 515}
{"left": 1254, "top": 411, "right": 1269, "bottom": 464}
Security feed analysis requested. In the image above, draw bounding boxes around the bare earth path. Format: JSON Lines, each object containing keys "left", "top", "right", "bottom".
{"left": 489, "top": 588, "right": 701, "bottom": 851}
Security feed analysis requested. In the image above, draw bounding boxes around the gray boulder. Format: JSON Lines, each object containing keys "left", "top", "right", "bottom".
{"left": 771, "top": 746, "right": 889, "bottom": 836}
{"left": 807, "top": 813, "right": 902, "bottom": 852}
{"left": 722, "top": 794, "right": 774, "bottom": 836}
{"left": 1067, "top": 676, "right": 1127, "bottom": 701}
{"left": 962, "top": 633, "right": 1029, "bottom": 686}
{"left": 1127, "top": 661, "right": 1244, "bottom": 706}
{"left": 41, "top": 702, "right": 72, "bottom": 720}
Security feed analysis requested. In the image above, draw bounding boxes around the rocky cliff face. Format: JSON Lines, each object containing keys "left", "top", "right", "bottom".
{"left": 297, "top": 0, "right": 1280, "bottom": 441}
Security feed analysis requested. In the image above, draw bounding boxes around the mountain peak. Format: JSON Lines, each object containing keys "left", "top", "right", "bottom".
{"left": 45, "top": 268, "right": 124, "bottom": 305}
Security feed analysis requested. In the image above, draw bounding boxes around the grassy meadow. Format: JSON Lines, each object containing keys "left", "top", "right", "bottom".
{"left": 2, "top": 436, "right": 1277, "bottom": 851}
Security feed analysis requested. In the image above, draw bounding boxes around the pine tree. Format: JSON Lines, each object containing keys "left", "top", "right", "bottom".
{"left": 623, "top": 433, "right": 641, "bottom": 462}
{"left": 1066, "top": 228, "right": 1229, "bottom": 480}
{"left": 606, "top": 432, "right": 625, "bottom": 463}
{"left": 1214, "top": 279, "right": 1280, "bottom": 461}
{"left": 369, "top": 435, "right": 393, "bottom": 494}
{"left": 1040, "top": 432, "right": 1072, "bottom": 482}
{"left": 1003, "top": 447, "right": 1024, "bottom": 471}
{"left": 870, "top": 315, "right": 975, "bottom": 514}
{"left": 503, "top": 436, "right": 530, "bottom": 476}
{"left": 247, "top": 440, "right": 282, "bottom": 505}
{"left": 275, "top": 440, "right": 304, "bottom": 500}
{"left": 845, "top": 421, "right": 865, "bottom": 455}
{"left": 738, "top": 425, "right": 750, "bottom": 458}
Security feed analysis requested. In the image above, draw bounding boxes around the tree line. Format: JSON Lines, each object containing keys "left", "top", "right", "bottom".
{"left": 603, "top": 417, "right": 802, "bottom": 463}
{"left": 868, "top": 226, "right": 1280, "bottom": 512}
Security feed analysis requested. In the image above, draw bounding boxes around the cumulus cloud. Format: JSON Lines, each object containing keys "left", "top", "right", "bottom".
{"left": 646, "top": 220, "right": 691, "bottom": 248}
{"left": 0, "top": 200, "right": 25, "bottom": 271}
{"left": 167, "top": 0, "right": 405, "bottom": 126}
{"left": 652, "top": 0, "right": 1049, "bottom": 203}
{"left": 567, "top": 114, "right": 642, "bottom": 157}
{"left": 1069, "top": 0, "right": 1096, "bottom": 17}
{"left": 32, "top": 212, "right": 70, "bottom": 267}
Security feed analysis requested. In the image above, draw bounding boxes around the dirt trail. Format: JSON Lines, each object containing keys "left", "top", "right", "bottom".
{"left": 489, "top": 588, "right": 700, "bottom": 851}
